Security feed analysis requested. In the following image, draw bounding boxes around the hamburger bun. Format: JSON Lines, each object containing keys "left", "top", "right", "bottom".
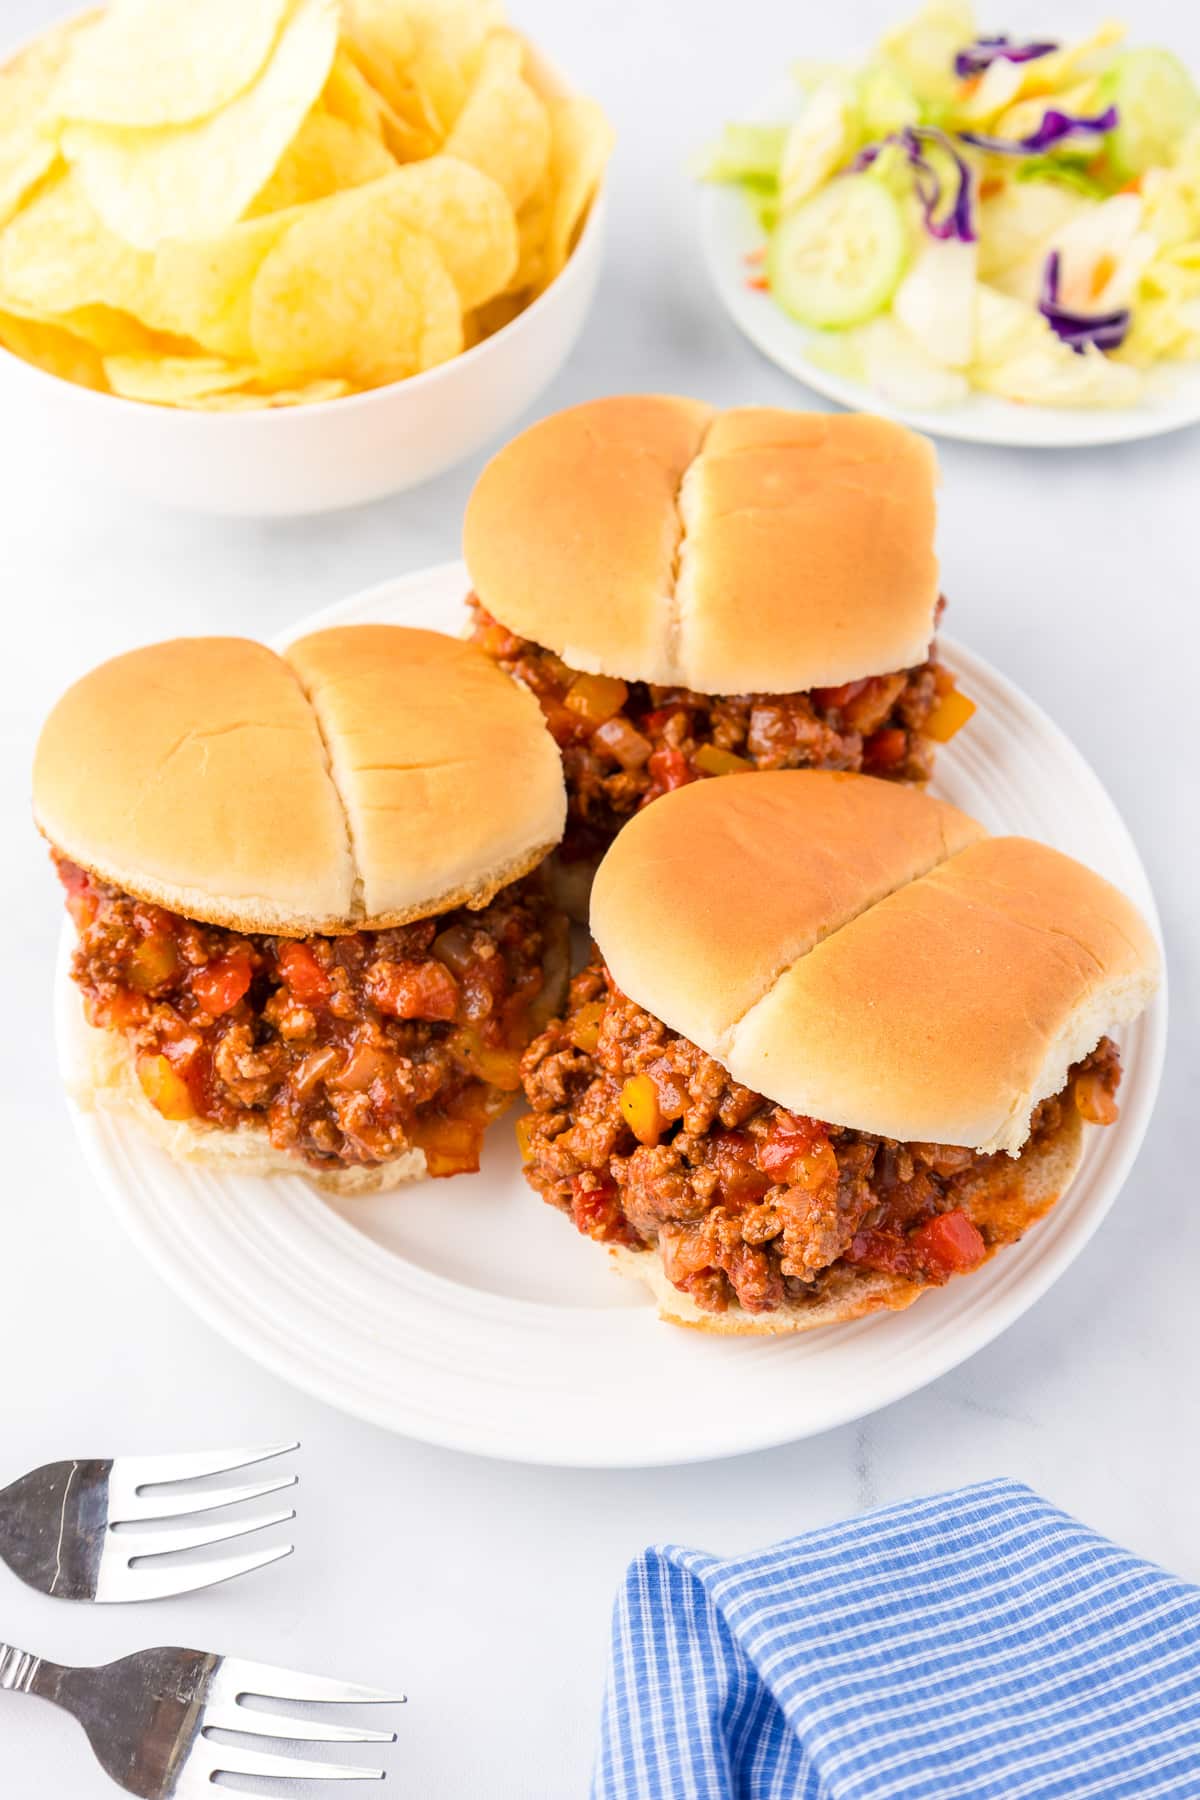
{"left": 590, "top": 772, "right": 1160, "bottom": 1157}
{"left": 34, "top": 625, "right": 567, "bottom": 935}
{"left": 463, "top": 397, "right": 940, "bottom": 692}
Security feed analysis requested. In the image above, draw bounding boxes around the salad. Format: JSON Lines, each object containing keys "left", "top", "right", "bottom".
{"left": 702, "top": 1, "right": 1200, "bottom": 408}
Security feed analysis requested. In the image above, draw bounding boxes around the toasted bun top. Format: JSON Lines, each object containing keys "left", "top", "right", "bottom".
{"left": 590, "top": 772, "right": 1160, "bottom": 1154}
{"left": 34, "top": 625, "right": 566, "bottom": 935}
{"left": 463, "top": 396, "right": 940, "bottom": 691}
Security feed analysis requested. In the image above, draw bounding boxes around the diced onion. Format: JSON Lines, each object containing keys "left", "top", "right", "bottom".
{"left": 592, "top": 716, "right": 653, "bottom": 770}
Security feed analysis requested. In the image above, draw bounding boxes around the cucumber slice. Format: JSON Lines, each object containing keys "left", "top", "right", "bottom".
{"left": 767, "top": 177, "right": 908, "bottom": 329}
{"left": 1101, "top": 48, "right": 1200, "bottom": 181}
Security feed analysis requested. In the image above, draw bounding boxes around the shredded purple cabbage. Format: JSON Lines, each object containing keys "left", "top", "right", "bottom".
{"left": 954, "top": 35, "right": 1059, "bottom": 78}
{"left": 1038, "top": 249, "right": 1131, "bottom": 353}
{"left": 850, "top": 127, "right": 977, "bottom": 242}
{"left": 959, "top": 104, "right": 1118, "bottom": 156}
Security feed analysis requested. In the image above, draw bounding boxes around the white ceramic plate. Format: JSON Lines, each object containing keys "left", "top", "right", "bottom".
{"left": 698, "top": 81, "right": 1200, "bottom": 449}
{"left": 57, "top": 563, "right": 1166, "bottom": 1466}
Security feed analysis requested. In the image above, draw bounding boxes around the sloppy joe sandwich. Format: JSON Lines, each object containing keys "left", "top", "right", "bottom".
{"left": 465, "top": 397, "right": 975, "bottom": 892}
{"left": 519, "top": 772, "right": 1159, "bottom": 1333}
{"left": 36, "top": 627, "right": 569, "bottom": 1191}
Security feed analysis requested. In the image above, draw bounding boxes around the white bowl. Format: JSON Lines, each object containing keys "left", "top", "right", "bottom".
{"left": 0, "top": 186, "right": 606, "bottom": 517}
{"left": 0, "top": 7, "right": 608, "bottom": 518}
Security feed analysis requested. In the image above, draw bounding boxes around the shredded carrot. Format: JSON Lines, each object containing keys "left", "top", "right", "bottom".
{"left": 746, "top": 275, "right": 769, "bottom": 291}
{"left": 959, "top": 74, "right": 982, "bottom": 98}
{"left": 743, "top": 245, "right": 767, "bottom": 266}
{"left": 979, "top": 174, "right": 1006, "bottom": 200}
{"left": 1090, "top": 253, "right": 1117, "bottom": 300}
{"left": 1118, "top": 175, "right": 1143, "bottom": 195}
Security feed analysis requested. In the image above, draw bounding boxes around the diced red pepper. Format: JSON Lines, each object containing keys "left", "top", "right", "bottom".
{"left": 758, "top": 1114, "right": 827, "bottom": 1178}
{"left": 368, "top": 959, "right": 459, "bottom": 1022}
{"left": 844, "top": 1228, "right": 916, "bottom": 1278}
{"left": 191, "top": 951, "right": 253, "bottom": 1016}
{"left": 864, "top": 727, "right": 908, "bottom": 771}
{"left": 278, "top": 940, "right": 331, "bottom": 1005}
{"left": 712, "top": 1131, "right": 770, "bottom": 1207}
{"left": 812, "top": 677, "right": 870, "bottom": 712}
{"left": 640, "top": 705, "right": 690, "bottom": 735}
{"left": 910, "top": 1209, "right": 987, "bottom": 1278}
{"left": 57, "top": 858, "right": 98, "bottom": 931}
{"left": 570, "top": 1174, "right": 634, "bottom": 1244}
{"left": 645, "top": 747, "right": 696, "bottom": 794}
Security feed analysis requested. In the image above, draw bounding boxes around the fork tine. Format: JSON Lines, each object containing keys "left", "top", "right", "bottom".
{"left": 114, "top": 1542, "right": 294, "bottom": 1603}
{"left": 122, "top": 1506, "right": 296, "bottom": 1561}
{"left": 113, "top": 1441, "right": 300, "bottom": 1491}
{"left": 206, "top": 1743, "right": 385, "bottom": 1782}
{"left": 111, "top": 1472, "right": 298, "bottom": 1523}
{"left": 222, "top": 1655, "right": 406, "bottom": 1707}
{"left": 202, "top": 1703, "right": 396, "bottom": 1746}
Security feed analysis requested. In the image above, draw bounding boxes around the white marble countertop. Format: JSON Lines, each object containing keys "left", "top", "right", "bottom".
{"left": 0, "top": 0, "right": 1196, "bottom": 1792}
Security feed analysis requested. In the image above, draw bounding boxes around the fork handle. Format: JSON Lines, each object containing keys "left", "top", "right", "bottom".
{"left": 0, "top": 1644, "right": 67, "bottom": 1704}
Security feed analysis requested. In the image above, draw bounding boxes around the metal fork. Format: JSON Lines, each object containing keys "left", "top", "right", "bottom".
{"left": 0, "top": 1442, "right": 299, "bottom": 1603}
{"left": 0, "top": 1641, "right": 403, "bottom": 1792}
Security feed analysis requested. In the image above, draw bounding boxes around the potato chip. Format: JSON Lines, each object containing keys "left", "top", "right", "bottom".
{"left": 506, "top": 174, "right": 551, "bottom": 294}
{"left": 341, "top": 25, "right": 443, "bottom": 160}
{"left": 54, "top": 0, "right": 290, "bottom": 130}
{"left": 250, "top": 183, "right": 462, "bottom": 384}
{"left": 102, "top": 352, "right": 255, "bottom": 403}
{"left": 345, "top": 0, "right": 502, "bottom": 141}
{"left": 0, "top": 307, "right": 108, "bottom": 389}
{"left": 61, "top": 0, "right": 339, "bottom": 249}
{"left": 55, "top": 303, "right": 193, "bottom": 356}
{"left": 466, "top": 288, "right": 526, "bottom": 345}
{"left": 248, "top": 109, "right": 395, "bottom": 215}
{"left": 0, "top": 17, "right": 94, "bottom": 228}
{"left": 443, "top": 30, "right": 550, "bottom": 210}
{"left": 357, "top": 159, "right": 516, "bottom": 308}
{"left": 187, "top": 376, "right": 351, "bottom": 409}
{"left": 153, "top": 211, "right": 301, "bottom": 358}
{"left": 0, "top": 171, "right": 159, "bottom": 321}
{"left": 539, "top": 96, "right": 614, "bottom": 289}
{"left": 321, "top": 46, "right": 392, "bottom": 142}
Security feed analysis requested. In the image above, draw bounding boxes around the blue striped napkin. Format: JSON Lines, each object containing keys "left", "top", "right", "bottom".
{"left": 595, "top": 1478, "right": 1200, "bottom": 1799}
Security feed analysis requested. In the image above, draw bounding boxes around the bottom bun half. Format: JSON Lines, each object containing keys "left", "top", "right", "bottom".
{"left": 608, "top": 1107, "right": 1085, "bottom": 1337}
{"left": 71, "top": 1021, "right": 427, "bottom": 1197}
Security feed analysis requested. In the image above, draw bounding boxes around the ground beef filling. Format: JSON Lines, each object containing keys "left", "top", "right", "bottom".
{"left": 469, "top": 595, "right": 968, "bottom": 862}
{"left": 519, "top": 964, "right": 1123, "bottom": 1315}
{"left": 57, "top": 855, "right": 567, "bottom": 1177}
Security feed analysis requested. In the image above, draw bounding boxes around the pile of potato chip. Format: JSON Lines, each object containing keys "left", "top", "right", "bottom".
{"left": 0, "top": 0, "right": 613, "bottom": 407}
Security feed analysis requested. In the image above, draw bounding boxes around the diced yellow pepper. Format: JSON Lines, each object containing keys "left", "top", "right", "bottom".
{"left": 924, "top": 686, "right": 976, "bottom": 743}
{"left": 693, "top": 743, "right": 753, "bottom": 777}
{"left": 564, "top": 672, "right": 629, "bottom": 727}
{"left": 457, "top": 1027, "right": 523, "bottom": 1091}
{"left": 136, "top": 1053, "right": 194, "bottom": 1121}
{"left": 568, "top": 1000, "right": 606, "bottom": 1055}
{"left": 515, "top": 1114, "right": 537, "bottom": 1161}
{"left": 126, "top": 934, "right": 180, "bottom": 992}
{"left": 619, "top": 1073, "right": 665, "bottom": 1146}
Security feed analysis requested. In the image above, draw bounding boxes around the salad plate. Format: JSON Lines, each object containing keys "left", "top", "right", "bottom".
{"left": 699, "top": 8, "right": 1200, "bottom": 448}
{"left": 56, "top": 562, "right": 1166, "bottom": 1467}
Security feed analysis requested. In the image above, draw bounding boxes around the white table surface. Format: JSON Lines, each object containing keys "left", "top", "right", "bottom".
{"left": 1, "top": 0, "right": 1196, "bottom": 1793}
